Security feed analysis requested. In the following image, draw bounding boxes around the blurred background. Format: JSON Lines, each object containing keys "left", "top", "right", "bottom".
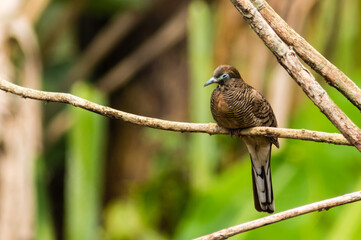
{"left": 0, "top": 0, "right": 361, "bottom": 239}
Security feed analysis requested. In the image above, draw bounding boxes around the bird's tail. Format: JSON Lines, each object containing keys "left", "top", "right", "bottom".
{"left": 249, "top": 144, "right": 274, "bottom": 213}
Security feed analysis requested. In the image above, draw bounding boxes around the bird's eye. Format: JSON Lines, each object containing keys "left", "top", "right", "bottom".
{"left": 221, "top": 73, "right": 230, "bottom": 79}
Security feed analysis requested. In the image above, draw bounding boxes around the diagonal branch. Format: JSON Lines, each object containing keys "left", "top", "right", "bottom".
{"left": 194, "top": 191, "right": 361, "bottom": 240}
{"left": 230, "top": 0, "right": 361, "bottom": 152}
{"left": 0, "top": 79, "right": 351, "bottom": 146}
{"left": 250, "top": 0, "right": 361, "bottom": 111}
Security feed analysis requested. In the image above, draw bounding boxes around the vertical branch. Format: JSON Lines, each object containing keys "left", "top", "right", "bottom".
{"left": 229, "top": 0, "right": 361, "bottom": 151}
{"left": 0, "top": 12, "right": 42, "bottom": 240}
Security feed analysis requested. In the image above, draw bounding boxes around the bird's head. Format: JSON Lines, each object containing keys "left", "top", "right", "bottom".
{"left": 204, "top": 65, "right": 241, "bottom": 87}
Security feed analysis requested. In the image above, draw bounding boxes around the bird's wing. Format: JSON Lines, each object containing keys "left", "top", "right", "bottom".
{"left": 251, "top": 89, "right": 279, "bottom": 148}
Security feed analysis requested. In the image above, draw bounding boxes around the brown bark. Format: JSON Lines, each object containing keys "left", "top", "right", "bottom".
{"left": 0, "top": 10, "right": 42, "bottom": 239}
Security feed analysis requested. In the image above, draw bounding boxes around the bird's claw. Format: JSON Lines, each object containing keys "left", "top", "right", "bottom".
{"left": 228, "top": 128, "right": 242, "bottom": 137}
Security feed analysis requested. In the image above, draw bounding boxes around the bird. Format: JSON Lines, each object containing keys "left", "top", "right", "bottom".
{"left": 204, "top": 65, "right": 279, "bottom": 213}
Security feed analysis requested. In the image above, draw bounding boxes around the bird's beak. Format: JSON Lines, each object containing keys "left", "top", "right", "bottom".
{"left": 204, "top": 77, "right": 218, "bottom": 87}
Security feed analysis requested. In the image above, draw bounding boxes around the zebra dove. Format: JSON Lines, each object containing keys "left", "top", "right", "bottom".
{"left": 204, "top": 65, "right": 279, "bottom": 213}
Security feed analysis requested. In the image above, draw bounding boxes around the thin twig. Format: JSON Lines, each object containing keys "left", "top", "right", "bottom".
{"left": 194, "top": 191, "right": 361, "bottom": 240}
{"left": 230, "top": 0, "right": 361, "bottom": 152}
{"left": 0, "top": 79, "right": 351, "bottom": 145}
{"left": 251, "top": 0, "right": 361, "bottom": 111}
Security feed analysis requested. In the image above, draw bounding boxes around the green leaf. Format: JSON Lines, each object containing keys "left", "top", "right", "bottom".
{"left": 65, "top": 82, "right": 108, "bottom": 240}
{"left": 188, "top": 0, "right": 217, "bottom": 190}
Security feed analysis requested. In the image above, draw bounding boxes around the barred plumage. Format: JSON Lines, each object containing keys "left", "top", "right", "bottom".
{"left": 204, "top": 65, "right": 279, "bottom": 213}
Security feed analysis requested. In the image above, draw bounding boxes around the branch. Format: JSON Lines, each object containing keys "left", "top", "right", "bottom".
{"left": 230, "top": 0, "right": 361, "bottom": 152}
{"left": 194, "top": 191, "right": 361, "bottom": 240}
{"left": 251, "top": 0, "right": 361, "bottom": 111}
{"left": 0, "top": 79, "right": 351, "bottom": 146}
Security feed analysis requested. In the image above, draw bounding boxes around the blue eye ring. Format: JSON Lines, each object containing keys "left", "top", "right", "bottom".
{"left": 220, "top": 73, "right": 230, "bottom": 79}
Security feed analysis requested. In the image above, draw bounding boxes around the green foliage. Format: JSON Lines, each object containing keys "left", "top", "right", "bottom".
{"left": 36, "top": 157, "right": 56, "bottom": 240}
{"left": 65, "top": 82, "right": 108, "bottom": 240}
{"left": 103, "top": 200, "right": 167, "bottom": 240}
{"left": 188, "top": 0, "right": 218, "bottom": 190}
{"left": 86, "top": 0, "right": 149, "bottom": 13}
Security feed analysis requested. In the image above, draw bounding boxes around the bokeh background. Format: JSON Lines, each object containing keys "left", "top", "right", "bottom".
{"left": 0, "top": 0, "right": 361, "bottom": 239}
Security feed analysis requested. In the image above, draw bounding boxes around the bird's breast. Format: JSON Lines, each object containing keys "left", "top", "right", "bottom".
{"left": 211, "top": 89, "right": 242, "bottom": 129}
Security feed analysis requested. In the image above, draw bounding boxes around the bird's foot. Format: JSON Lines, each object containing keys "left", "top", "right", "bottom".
{"left": 228, "top": 128, "right": 242, "bottom": 137}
